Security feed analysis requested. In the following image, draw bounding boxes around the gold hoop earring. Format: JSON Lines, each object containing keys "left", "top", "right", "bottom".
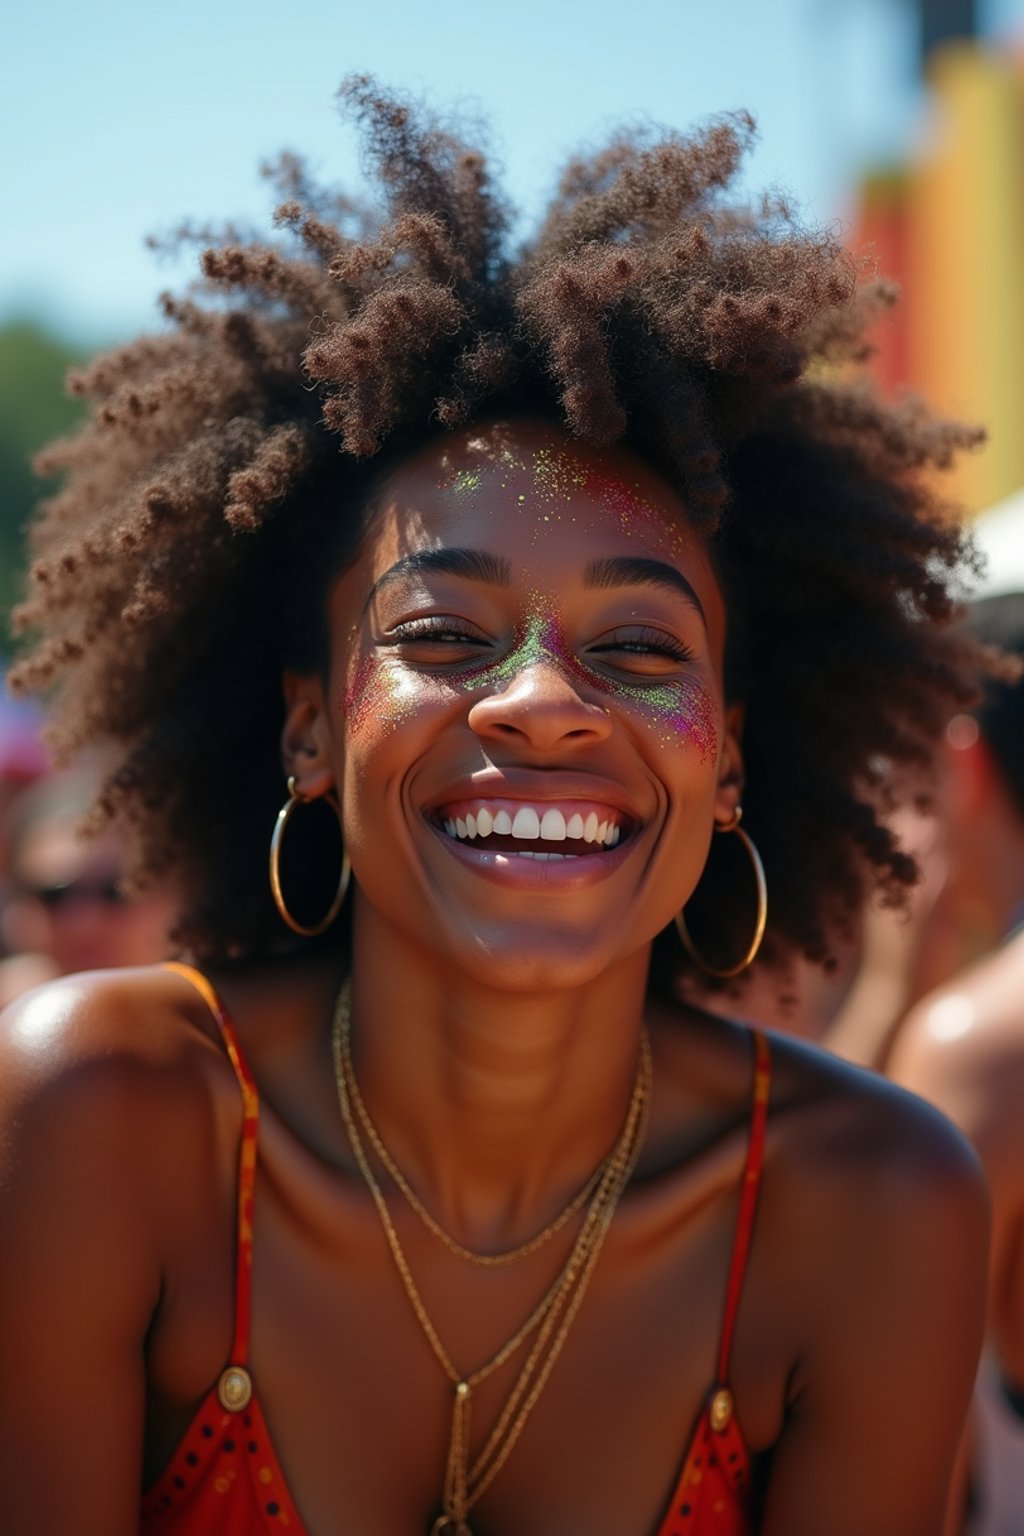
{"left": 269, "top": 775, "right": 351, "bottom": 937}
{"left": 675, "top": 807, "right": 767, "bottom": 978}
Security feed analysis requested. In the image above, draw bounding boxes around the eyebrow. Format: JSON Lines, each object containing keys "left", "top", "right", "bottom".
{"left": 364, "top": 549, "right": 513, "bottom": 612}
{"left": 364, "top": 547, "right": 706, "bottom": 626}
{"left": 584, "top": 556, "right": 707, "bottom": 626}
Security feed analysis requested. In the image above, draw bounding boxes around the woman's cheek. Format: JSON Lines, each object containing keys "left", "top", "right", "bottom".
{"left": 557, "top": 647, "right": 720, "bottom": 766}
{"left": 341, "top": 653, "right": 462, "bottom": 739}
{"left": 600, "top": 674, "right": 720, "bottom": 764}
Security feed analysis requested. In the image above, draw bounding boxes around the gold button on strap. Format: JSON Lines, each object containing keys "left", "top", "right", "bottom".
{"left": 709, "top": 1386, "right": 733, "bottom": 1433}
{"left": 217, "top": 1365, "right": 253, "bottom": 1413}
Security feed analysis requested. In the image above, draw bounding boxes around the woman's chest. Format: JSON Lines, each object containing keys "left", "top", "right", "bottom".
{"left": 145, "top": 1151, "right": 788, "bottom": 1536}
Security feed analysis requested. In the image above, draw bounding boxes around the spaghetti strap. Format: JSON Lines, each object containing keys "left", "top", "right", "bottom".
{"left": 164, "top": 961, "right": 259, "bottom": 1372}
{"left": 715, "top": 1029, "right": 771, "bottom": 1385}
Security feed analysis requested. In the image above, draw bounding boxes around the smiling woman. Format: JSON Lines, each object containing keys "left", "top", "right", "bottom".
{"left": 319, "top": 422, "right": 734, "bottom": 998}
{"left": 0, "top": 77, "right": 993, "bottom": 1536}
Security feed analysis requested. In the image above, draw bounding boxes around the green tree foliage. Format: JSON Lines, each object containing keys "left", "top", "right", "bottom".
{"left": 0, "top": 322, "right": 87, "bottom": 640}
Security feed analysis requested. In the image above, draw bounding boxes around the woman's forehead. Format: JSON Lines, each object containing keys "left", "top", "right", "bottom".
{"left": 361, "top": 418, "right": 718, "bottom": 592}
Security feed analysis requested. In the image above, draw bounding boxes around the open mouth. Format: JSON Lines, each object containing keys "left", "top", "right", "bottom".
{"left": 429, "top": 799, "right": 635, "bottom": 860}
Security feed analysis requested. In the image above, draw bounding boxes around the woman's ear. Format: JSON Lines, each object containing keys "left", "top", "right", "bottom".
{"left": 280, "top": 672, "right": 336, "bottom": 800}
{"left": 713, "top": 702, "right": 746, "bottom": 825}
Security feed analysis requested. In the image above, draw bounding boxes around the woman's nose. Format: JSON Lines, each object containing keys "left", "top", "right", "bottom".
{"left": 466, "top": 660, "right": 613, "bottom": 752}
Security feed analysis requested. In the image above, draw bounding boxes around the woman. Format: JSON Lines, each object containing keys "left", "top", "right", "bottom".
{"left": 0, "top": 79, "right": 991, "bottom": 1534}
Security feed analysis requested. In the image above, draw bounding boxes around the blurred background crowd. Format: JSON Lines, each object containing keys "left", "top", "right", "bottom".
{"left": 3, "top": 0, "right": 1024, "bottom": 1530}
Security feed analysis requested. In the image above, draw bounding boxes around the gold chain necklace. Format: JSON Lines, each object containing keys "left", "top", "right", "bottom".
{"left": 343, "top": 1029, "right": 610, "bottom": 1266}
{"left": 331, "top": 987, "right": 651, "bottom": 1536}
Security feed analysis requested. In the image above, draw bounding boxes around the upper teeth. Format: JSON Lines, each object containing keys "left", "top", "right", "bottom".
{"left": 442, "top": 806, "right": 622, "bottom": 847}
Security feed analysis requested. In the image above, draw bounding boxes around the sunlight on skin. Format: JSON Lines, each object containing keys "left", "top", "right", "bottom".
{"left": 925, "top": 993, "right": 976, "bottom": 1043}
{"left": 9, "top": 986, "right": 71, "bottom": 1048}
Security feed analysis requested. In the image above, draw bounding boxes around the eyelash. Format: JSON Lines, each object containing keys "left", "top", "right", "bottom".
{"left": 598, "top": 626, "right": 695, "bottom": 663}
{"left": 387, "top": 617, "right": 486, "bottom": 646}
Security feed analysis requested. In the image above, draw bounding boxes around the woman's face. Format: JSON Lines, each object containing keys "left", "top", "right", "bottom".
{"left": 291, "top": 418, "right": 742, "bottom": 991}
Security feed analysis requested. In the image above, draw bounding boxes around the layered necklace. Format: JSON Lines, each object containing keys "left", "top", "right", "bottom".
{"left": 332, "top": 988, "right": 652, "bottom": 1536}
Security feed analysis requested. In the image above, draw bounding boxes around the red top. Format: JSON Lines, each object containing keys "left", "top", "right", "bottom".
{"left": 141, "top": 963, "right": 771, "bottom": 1535}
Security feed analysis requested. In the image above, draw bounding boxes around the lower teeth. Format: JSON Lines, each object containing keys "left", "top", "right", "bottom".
{"left": 442, "top": 824, "right": 618, "bottom": 858}
{"left": 514, "top": 850, "right": 579, "bottom": 861}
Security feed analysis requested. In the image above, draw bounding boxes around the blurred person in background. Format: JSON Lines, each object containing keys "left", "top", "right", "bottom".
{"left": 0, "top": 684, "right": 53, "bottom": 1001}
{"left": 0, "top": 683, "right": 48, "bottom": 867}
{"left": 736, "top": 590, "right": 1024, "bottom": 1534}
{"left": 0, "top": 766, "right": 175, "bottom": 1005}
{"left": 736, "top": 588, "right": 1024, "bottom": 1072}
{"left": 883, "top": 593, "right": 1024, "bottom": 1536}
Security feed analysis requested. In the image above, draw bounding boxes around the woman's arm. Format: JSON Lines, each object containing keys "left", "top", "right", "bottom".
{"left": 761, "top": 1088, "right": 988, "bottom": 1536}
{"left": 0, "top": 979, "right": 167, "bottom": 1535}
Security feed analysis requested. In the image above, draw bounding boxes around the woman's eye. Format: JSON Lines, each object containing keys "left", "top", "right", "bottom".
{"left": 385, "top": 618, "right": 490, "bottom": 651}
{"left": 592, "top": 629, "right": 695, "bottom": 667}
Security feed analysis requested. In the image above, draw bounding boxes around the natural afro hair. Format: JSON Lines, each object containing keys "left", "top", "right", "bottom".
{"left": 10, "top": 76, "right": 989, "bottom": 974}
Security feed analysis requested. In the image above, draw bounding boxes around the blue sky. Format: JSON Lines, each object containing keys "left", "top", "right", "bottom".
{"left": 4, "top": 0, "right": 1022, "bottom": 344}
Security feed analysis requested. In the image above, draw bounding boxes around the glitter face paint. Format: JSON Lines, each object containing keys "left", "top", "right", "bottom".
{"left": 343, "top": 601, "right": 718, "bottom": 765}
{"left": 439, "top": 444, "right": 697, "bottom": 563}
{"left": 449, "top": 601, "right": 719, "bottom": 764}
{"left": 342, "top": 649, "right": 393, "bottom": 737}
{"left": 348, "top": 432, "right": 721, "bottom": 761}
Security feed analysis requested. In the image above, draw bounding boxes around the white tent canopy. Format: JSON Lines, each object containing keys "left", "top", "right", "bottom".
{"left": 973, "top": 489, "right": 1024, "bottom": 597}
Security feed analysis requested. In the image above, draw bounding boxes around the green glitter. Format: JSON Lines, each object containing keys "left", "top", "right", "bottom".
{"left": 446, "top": 598, "right": 719, "bottom": 763}
{"left": 459, "top": 611, "right": 552, "bottom": 691}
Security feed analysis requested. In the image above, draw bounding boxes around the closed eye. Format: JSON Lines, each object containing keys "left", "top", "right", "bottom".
{"left": 382, "top": 615, "right": 494, "bottom": 662}
{"left": 590, "top": 627, "right": 696, "bottom": 666}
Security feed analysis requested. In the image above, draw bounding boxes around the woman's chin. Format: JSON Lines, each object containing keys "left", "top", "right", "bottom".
{"left": 422, "top": 918, "right": 648, "bottom": 997}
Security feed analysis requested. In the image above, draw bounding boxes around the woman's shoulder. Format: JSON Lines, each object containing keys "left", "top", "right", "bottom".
{"left": 759, "top": 1025, "right": 989, "bottom": 1305}
{"left": 0, "top": 963, "right": 237, "bottom": 1188}
{"left": 665, "top": 1001, "right": 984, "bottom": 1187}
{"left": 0, "top": 959, "right": 225, "bottom": 1073}
{"left": 665, "top": 1002, "right": 987, "bottom": 1244}
{"left": 654, "top": 1001, "right": 987, "bottom": 1284}
{"left": 764, "top": 1021, "right": 983, "bottom": 1197}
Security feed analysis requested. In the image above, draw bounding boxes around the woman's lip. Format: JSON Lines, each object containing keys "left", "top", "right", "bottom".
{"left": 425, "top": 819, "right": 636, "bottom": 888}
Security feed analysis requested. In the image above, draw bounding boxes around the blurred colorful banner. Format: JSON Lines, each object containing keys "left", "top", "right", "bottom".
{"left": 854, "top": 36, "right": 1024, "bottom": 513}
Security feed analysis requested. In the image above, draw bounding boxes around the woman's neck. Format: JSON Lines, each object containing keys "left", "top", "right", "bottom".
{"left": 346, "top": 914, "right": 652, "bottom": 1252}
